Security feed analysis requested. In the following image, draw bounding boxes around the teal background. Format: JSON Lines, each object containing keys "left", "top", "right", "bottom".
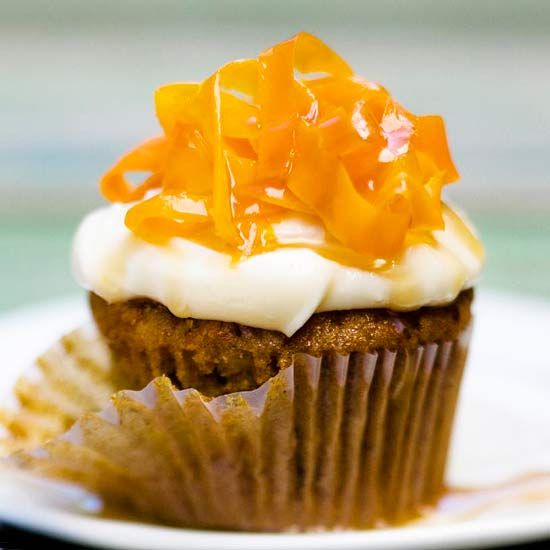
{"left": 1, "top": 0, "right": 549, "bottom": 311}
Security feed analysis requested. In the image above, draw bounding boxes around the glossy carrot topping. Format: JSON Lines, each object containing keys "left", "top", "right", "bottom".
{"left": 100, "top": 32, "right": 459, "bottom": 264}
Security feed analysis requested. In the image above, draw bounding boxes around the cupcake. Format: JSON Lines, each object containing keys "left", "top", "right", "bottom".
{"left": 65, "top": 32, "right": 483, "bottom": 529}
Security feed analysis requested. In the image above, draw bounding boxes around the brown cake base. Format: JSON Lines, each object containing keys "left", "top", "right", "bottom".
{"left": 90, "top": 289, "right": 472, "bottom": 397}
{"left": 86, "top": 290, "right": 473, "bottom": 528}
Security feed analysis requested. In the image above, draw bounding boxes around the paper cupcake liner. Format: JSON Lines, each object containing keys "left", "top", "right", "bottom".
{"left": 0, "top": 325, "right": 118, "bottom": 455}
{"left": 8, "top": 324, "right": 471, "bottom": 531}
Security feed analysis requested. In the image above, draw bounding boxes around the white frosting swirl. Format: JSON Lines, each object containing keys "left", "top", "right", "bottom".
{"left": 73, "top": 203, "right": 483, "bottom": 336}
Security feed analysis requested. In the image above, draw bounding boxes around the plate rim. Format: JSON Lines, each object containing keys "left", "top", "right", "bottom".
{"left": 1, "top": 496, "right": 550, "bottom": 550}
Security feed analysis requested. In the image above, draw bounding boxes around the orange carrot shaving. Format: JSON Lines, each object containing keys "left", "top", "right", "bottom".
{"left": 100, "top": 32, "right": 459, "bottom": 262}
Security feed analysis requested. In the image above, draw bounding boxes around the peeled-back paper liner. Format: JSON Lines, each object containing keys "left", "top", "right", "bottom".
{"left": 2, "top": 322, "right": 471, "bottom": 531}
{"left": 0, "top": 325, "right": 118, "bottom": 455}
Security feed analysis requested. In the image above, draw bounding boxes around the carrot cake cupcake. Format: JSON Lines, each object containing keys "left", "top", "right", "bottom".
{"left": 67, "top": 32, "right": 483, "bottom": 529}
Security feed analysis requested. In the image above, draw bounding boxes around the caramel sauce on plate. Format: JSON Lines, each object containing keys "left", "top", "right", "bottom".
{"left": 421, "top": 474, "right": 550, "bottom": 525}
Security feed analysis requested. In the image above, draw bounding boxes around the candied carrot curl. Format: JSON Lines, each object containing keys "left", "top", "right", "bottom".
{"left": 100, "top": 32, "right": 459, "bottom": 261}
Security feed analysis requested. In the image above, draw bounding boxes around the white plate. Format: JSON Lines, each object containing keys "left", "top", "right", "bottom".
{"left": 1, "top": 291, "right": 550, "bottom": 550}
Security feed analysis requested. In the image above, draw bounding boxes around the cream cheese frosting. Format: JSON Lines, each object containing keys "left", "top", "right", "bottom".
{"left": 73, "top": 203, "right": 484, "bottom": 337}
